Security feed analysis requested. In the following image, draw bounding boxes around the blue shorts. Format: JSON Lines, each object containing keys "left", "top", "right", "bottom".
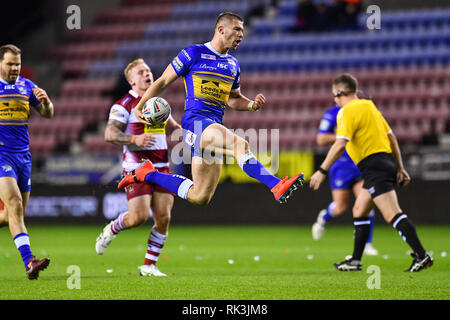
{"left": 181, "top": 111, "right": 223, "bottom": 157}
{"left": 0, "top": 151, "right": 32, "bottom": 193}
{"left": 329, "top": 161, "right": 362, "bottom": 190}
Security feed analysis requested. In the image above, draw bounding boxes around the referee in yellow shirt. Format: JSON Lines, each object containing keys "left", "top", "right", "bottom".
{"left": 310, "top": 74, "right": 433, "bottom": 272}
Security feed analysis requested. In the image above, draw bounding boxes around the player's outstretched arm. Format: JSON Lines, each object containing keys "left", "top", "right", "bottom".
{"left": 228, "top": 90, "right": 265, "bottom": 111}
{"left": 134, "top": 64, "right": 179, "bottom": 124}
{"left": 105, "top": 119, "right": 155, "bottom": 147}
{"left": 33, "top": 87, "right": 54, "bottom": 118}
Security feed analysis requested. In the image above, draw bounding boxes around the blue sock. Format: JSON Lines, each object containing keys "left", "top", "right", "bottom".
{"left": 238, "top": 153, "right": 280, "bottom": 189}
{"left": 145, "top": 171, "right": 193, "bottom": 199}
{"left": 367, "top": 210, "right": 375, "bottom": 243}
{"left": 322, "top": 202, "right": 336, "bottom": 222}
{"left": 13, "top": 233, "right": 34, "bottom": 269}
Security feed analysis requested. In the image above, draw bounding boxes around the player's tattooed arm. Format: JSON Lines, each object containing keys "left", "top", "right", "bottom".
{"left": 104, "top": 119, "right": 155, "bottom": 147}
{"left": 104, "top": 119, "right": 133, "bottom": 145}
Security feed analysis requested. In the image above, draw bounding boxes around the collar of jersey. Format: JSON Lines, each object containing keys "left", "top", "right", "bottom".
{"left": 0, "top": 76, "right": 22, "bottom": 85}
{"left": 204, "top": 42, "right": 229, "bottom": 58}
{"left": 129, "top": 89, "right": 139, "bottom": 98}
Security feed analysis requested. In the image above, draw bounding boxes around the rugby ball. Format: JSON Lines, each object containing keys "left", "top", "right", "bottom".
{"left": 141, "top": 97, "right": 171, "bottom": 125}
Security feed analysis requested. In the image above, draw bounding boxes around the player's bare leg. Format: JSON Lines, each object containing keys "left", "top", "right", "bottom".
{"left": 139, "top": 192, "right": 173, "bottom": 277}
{"left": 96, "top": 195, "right": 151, "bottom": 255}
{"left": 0, "top": 178, "right": 49, "bottom": 279}
{"left": 186, "top": 157, "right": 223, "bottom": 206}
{"left": 151, "top": 192, "right": 172, "bottom": 235}
{"left": 199, "top": 123, "right": 305, "bottom": 203}
{"left": 0, "top": 178, "right": 26, "bottom": 235}
{"left": 123, "top": 195, "right": 151, "bottom": 227}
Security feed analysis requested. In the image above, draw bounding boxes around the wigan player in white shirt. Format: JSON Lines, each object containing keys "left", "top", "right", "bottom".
{"left": 95, "top": 59, "right": 181, "bottom": 277}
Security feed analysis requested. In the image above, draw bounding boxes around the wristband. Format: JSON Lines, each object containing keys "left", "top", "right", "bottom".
{"left": 130, "top": 135, "right": 137, "bottom": 145}
{"left": 248, "top": 101, "right": 255, "bottom": 111}
{"left": 318, "top": 167, "right": 328, "bottom": 175}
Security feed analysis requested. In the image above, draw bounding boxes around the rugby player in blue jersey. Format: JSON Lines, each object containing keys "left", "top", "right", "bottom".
{"left": 0, "top": 45, "right": 54, "bottom": 279}
{"left": 118, "top": 12, "right": 305, "bottom": 205}
{"left": 312, "top": 105, "right": 378, "bottom": 255}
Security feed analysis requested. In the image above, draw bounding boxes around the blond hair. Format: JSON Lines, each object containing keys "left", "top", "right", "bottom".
{"left": 124, "top": 58, "right": 146, "bottom": 81}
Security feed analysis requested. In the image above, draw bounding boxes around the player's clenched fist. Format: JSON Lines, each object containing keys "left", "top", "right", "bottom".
{"left": 32, "top": 87, "right": 51, "bottom": 105}
{"left": 252, "top": 93, "right": 265, "bottom": 111}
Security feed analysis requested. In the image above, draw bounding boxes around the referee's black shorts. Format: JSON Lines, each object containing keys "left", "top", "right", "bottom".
{"left": 357, "top": 152, "right": 397, "bottom": 198}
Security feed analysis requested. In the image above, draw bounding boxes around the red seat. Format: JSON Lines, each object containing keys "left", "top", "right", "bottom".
{"left": 72, "top": 23, "right": 145, "bottom": 42}
{"left": 61, "top": 60, "right": 91, "bottom": 77}
{"left": 60, "top": 78, "right": 116, "bottom": 97}
{"left": 82, "top": 135, "right": 122, "bottom": 153}
{"left": 29, "top": 134, "right": 57, "bottom": 156}
{"left": 96, "top": 5, "right": 172, "bottom": 24}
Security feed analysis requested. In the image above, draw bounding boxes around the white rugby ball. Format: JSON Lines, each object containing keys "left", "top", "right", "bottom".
{"left": 141, "top": 97, "right": 171, "bottom": 125}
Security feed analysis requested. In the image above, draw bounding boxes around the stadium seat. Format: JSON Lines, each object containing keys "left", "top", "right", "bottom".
{"left": 81, "top": 134, "right": 122, "bottom": 154}
{"left": 95, "top": 5, "right": 172, "bottom": 24}
{"left": 60, "top": 78, "right": 116, "bottom": 97}
{"left": 29, "top": 134, "right": 57, "bottom": 156}
{"left": 71, "top": 23, "right": 146, "bottom": 42}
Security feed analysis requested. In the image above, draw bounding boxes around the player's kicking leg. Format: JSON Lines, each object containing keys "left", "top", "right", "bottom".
{"left": 119, "top": 123, "right": 305, "bottom": 203}
{"left": 199, "top": 124, "right": 305, "bottom": 203}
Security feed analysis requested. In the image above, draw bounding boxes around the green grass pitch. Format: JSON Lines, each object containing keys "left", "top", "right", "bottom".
{"left": 0, "top": 225, "right": 448, "bottom": 300}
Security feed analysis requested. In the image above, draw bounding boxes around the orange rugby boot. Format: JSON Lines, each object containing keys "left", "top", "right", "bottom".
{"left": 118, "top": 160, "right": 156, "bottom": 189}
{"left": 271, "top": 173, "right": 305, "bottom": 203}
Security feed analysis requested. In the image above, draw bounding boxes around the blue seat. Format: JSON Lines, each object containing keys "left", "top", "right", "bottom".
{"left": 89, "top": 59, "right": 126, "bottom": 78}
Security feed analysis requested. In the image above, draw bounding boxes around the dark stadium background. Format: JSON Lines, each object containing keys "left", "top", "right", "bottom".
{"left": 3, "top": 0, "right": 450, "bottom": 226}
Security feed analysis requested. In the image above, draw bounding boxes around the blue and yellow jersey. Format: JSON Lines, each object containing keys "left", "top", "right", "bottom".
{"left": 171, "top": 42, "right": 241, "bottom": 121}
{"left": 0, "top": 76, "right": 41, "bottom": 152}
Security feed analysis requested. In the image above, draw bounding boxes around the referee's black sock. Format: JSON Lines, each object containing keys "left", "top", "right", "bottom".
{"left": 351, "top": 217, "right": 371, "bottom": 261}
{"left": 391, "top": 213, "right": 426, "bottom": 259}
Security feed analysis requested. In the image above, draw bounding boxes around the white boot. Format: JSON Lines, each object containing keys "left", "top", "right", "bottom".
{"left": 312, "top": 209, "right": 326, "bottom": 240}
{"left": 138, "top": 264, "right": 167, "bottom": 277}
{"left": 364, "top": 242, "right": 379, "bottom": 256}
{"left": 95, "top": 222, "right": 116, "bottom": 255}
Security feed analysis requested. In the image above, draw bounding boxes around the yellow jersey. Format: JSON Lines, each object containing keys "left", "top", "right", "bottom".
{"left": 336, "top": 99, "right": 392, "bottom": 165}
